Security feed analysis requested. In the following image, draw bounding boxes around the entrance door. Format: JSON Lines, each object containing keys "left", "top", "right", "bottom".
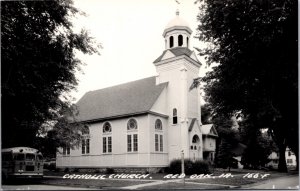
{"left": 190, "top": 135, "right": 201, "bottom": 161}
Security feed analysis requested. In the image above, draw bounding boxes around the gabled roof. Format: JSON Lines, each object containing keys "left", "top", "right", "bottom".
{"left": 153, "top": 47, "right": 193, "bottom": 63}
{"left": 75, "top": 76, "right": 168, "bottom": 122}
{"left": 201, "top": 124, "right": 218, "bottom": 137}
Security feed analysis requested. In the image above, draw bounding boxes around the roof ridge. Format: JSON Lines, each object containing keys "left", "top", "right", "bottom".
{"left": 84, "top": 76, "right": 156, "bottom": 95}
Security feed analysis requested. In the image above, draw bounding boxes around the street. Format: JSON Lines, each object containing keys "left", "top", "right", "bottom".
{"left": 1, "top": 174, "right": 299, "bottom": 190}
{"left": 2, "top": 184, "right": 96, "bottom": 190}
{"left": 244, "top": 175, "right": 299, "bottom": 189}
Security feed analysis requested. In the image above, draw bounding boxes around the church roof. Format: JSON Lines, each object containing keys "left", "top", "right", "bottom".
{"left": 75, "top": 76, "right": 168, "bottom": 122}
{"left": 153, "top": 47, "right": 193, "bottom": 63}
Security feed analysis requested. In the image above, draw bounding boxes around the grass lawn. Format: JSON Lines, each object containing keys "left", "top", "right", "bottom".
{"left": 41, "top": 177, "right": 152, "bottom": 189}
{"left": 141, "top": 181, "right": 229, "bottom": 190}
{"left": 186, "top": 169, "right": 294, "bottom": 187}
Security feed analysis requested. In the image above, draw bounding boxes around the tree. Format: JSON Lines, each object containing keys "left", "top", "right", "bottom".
{"left": 212, "top": 115, "right": 239, "bottom": 171}
{"left": 239, "top": 120, "right": 276, "bottom": 169}
{"left": 201, "top": 104, "right": 212, "bottom": 124}
{"left": 1, "top": 0, "right": 99, "bottom": 148}
{"left": 34, "top": 105, "right": 87, "bottom": 158}
{"left": 196, "top": 0, "right": 297, "bottom": 172}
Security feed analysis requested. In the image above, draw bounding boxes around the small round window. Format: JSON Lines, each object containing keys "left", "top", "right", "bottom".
{"left": 103, "top": 122, "right": 112, "bottom": 133}
{"left": 155, "top": 119, "right": 162, "bottom": 130}
{"left": 127, "top": 119, "right": 137, "bottom": 130}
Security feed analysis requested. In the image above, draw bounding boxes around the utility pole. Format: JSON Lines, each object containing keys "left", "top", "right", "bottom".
{"left": 181, "top": 150, "right": 185, "bottom": 186}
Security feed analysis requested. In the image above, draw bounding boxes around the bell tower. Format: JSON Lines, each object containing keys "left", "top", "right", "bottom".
{"left": 163, "top": 10, "right": 192, "bottom": 50}
{"left": 153, "top": 11, "right": 203, "bottom": 161}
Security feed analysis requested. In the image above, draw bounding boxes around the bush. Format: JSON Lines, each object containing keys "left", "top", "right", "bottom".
{"left": 168, "top": 159, "right": 210, "bottom": 175}
{"left": 105, "top": 168, "right": 114, "bottom": 174}
{"left": 64, "top": 168, "right": 69, "bottom": 173}
{"left": 191, "top": 160, "right": 210, "bottom": 174}
{"left": 48, "top": 163, "right": 56, "bottom": 171}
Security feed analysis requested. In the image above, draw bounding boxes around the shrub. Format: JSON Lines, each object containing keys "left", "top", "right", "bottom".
{"left": 43, "top": 163, "right": 49, "bottom": 169}
{"left": 48, "top": 163, "right": 56, "bottom": 171}
{"left": 191, "top": 160, "right": 210, "bottom": 174}
{"left": 64, "top": 168, "right": 69, "bottom": 173}
{"left": 168, "top": 159, "right": 210, "bottom": 175}
{"left": 105, "top": 168, "right": 114, "bottom": 174}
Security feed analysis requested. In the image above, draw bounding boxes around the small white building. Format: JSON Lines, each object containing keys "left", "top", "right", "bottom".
{"left": 201, "top": 124, "right": 218, "bottom": 164}
{"left": 267, "top": 148, "right": 297, "bottom": 169}
{"left": 56, "top": 11, "right": 217, "bottom": 170}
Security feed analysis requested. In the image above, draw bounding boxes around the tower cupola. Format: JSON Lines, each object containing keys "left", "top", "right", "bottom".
{"left": 163, "top": 10, "right": 192, "bottom": 50}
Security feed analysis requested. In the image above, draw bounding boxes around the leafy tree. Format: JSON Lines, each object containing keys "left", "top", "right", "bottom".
{"left": 34, "top": 105, "right": 87, "bottom": 158}
{"left": 196, "top": 0, "right": 297, "bottom": 172}
{"left": 212, "top": 115, "right": 239, "bottom": 171}
{"left": 1, "top": 0, "right": 99, "bottom": 148}
{"left": 201, "top": 104, "right": 212, "bottom": 124}
{"left": 239, "top": 119, "right": 276, "bottom": 169}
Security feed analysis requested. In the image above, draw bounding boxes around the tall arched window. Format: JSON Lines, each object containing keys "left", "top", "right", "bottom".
{"left": 154, "top": 119, "right": 163, "bottom": 152}
{"left": 169, "top": 36, "right": 174, "bottom": 48}
{"left": 127, "top": 119, "right": 138, "bottom": 152}
{"left": 103, "top": 122, "right": 112, "bottom": 153}
{"left": 187, "top": 37, "right": 189, "bottom": 48}
{"left": 178, "top": 35, "right": 183, "bottom": 46}
{"left": 173, "top": 108, "right": 177, "bottom": 124}
{"left": 81, "top": 125, "right": 90, "bottom": 155}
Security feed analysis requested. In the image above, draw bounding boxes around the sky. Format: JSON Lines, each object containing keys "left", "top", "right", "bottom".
{"left": 71, "top": 0, "right": 209, "bottom": 102}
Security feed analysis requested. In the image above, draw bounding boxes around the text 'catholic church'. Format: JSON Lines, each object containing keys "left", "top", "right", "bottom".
{"left": 56, "top": 11, "right": 218, "bottom": 171}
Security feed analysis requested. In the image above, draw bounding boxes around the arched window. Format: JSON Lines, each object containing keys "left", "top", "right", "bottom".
{"left": 169, "top": 36, "right": 174, "bottom": 48}
{"left": 102, "top": 122, "right": 112, "bottom": 153}
{"left": 173, "top": 108, "right": 177, "bottom": 124}
{"left": 154, "top": 119, "right": 163, "bottom": 152}
{"left": 178, "top": 35, "right": 183, "bottom": 46}
{"left": 155, "top": 119, "right": 162, "bottom": 130}
{"left": 82, "top": 125, "right": 90, "bottom": 135}
{"left": 127, "top": 119, "right": 138, "bottom": 152}
{"left": 192, "top": 135, "right": 200, "bottom": 143}
{"left": 103, "top": 122, "right": 112, "bottom": 133}
{"left": 81, "top": 125, "right": 90, "bottom": 155}
{"left": 187, "top": 37, "right": 189, "bottom": 48}
{"left": 127, "top": 119, "right": 138, "bottom": 130}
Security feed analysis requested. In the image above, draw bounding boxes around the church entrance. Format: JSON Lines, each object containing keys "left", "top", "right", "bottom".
{"left": 190, "top": 134, "right": 201, "bottom": 161}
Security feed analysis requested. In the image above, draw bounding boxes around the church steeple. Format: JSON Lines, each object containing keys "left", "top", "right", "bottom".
{"left": 163, "top": 10, "right": 192, "bottom": 50}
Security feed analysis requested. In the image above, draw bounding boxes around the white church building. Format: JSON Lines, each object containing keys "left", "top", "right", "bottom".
{"left": 56, "top": 11, "right": 218, "bottom": 171}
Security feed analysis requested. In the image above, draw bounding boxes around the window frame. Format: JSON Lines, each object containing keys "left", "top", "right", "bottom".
{"left": 155, "top": 119, "right": 163, "bottom": 131}
{"left": 82, "top": 138, "right": 90, "bottom": 155}
{"left": 127, "top": 118, "right": 138, "bottom": 152}
{"left": 170, "top": 36, "right": 174, "bottom": 48}
{"left": 62, "top": 146, "right": 71, "bottom": 156}
{"left": 102, "top": 122, "right": 112, "bottom": 154}
{"left": 173, "top": 108, "right": 178, "bottom": 124}
{"left": 178, "top": 35, "right": 183, "bottom": 46}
